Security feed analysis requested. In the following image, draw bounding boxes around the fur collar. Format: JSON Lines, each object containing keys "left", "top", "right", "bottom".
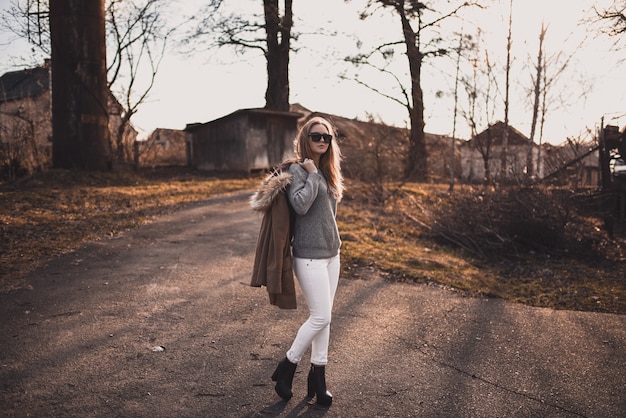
{"left": 250, "top": 169, "right": 293, "bottom": 212}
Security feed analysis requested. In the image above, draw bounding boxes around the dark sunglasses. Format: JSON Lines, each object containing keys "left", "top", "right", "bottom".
{"left": 308, "top": 132, "right": 333, "bottom": 144}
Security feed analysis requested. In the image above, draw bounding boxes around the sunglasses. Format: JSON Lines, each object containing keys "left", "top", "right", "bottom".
{"left": 308, "top": 132, "right": 333, "bottom": 144}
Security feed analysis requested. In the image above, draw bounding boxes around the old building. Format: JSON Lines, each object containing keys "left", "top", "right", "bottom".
{"left": 0, "top": 63, "right": 52, "bottom": 177}
{"left": 185, "top": 108, "right": 302, "bottom": 172}
{"left": 0, "top": 61, "right": 137, "bottom": 177}
{"left": 459, "top": 121, "right": 542, "bottom": 183}
{"left": 135, "top": 128, "right": 187, "bottom": 168}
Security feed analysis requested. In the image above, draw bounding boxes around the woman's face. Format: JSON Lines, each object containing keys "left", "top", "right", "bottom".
{"left": 307, "top": 123, "right": 331, "bottom": 159}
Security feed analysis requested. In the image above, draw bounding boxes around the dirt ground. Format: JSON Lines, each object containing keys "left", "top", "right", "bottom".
{"left": 1, "top": 191, "right": 625, "bottom": 417}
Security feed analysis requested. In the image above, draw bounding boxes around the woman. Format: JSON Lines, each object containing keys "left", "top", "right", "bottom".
{"left": 272, "top": 116, "right": 344, "bottom": 407}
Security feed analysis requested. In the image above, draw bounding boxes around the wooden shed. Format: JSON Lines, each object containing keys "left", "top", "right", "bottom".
{"left": 185, "top": 108, "right": 302, "bottom": 172}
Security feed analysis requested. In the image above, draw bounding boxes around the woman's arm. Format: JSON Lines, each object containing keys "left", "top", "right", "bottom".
{"left": 288, "top": 163, "right": 321, "bottom": 215}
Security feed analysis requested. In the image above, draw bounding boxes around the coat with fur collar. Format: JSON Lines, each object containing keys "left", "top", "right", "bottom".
{"left": 249, "top": 168, "right": 296, "bottom": 309}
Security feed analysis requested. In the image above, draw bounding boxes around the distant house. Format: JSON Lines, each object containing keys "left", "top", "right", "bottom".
{"left": 136, "top": 128, "right": 187, "bottom": 168}
{"left": 0, "top": 60, "right": 137, "bottom": 177}
{"left": 459, "top": 121, "right": 542, "bottom": 183}
{"left": 185, "top": 108, "right": 302, "bottom": 172}
{"left": 0, "top": 63, "right": 53, "bottom": 176}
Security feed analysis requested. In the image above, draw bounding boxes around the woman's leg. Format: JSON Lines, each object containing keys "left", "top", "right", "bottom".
{"left": 310, "top": 254, "right": 340, "bottom": 365}
{"left": 286, "top": 255, "right": 339, "bottom": 364}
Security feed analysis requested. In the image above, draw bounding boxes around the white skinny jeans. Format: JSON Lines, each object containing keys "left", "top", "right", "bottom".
{"left": 286, "top": 254, "right": 340, "bottom": 366}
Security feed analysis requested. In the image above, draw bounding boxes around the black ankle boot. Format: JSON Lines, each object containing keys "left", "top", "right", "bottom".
{"left": 307, "top": 364, "right": 332, "bottom": 407}
{"left": 271, "top": 357, "right": 297, "bottom": 400}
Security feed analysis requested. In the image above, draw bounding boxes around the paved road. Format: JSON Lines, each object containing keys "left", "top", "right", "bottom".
{"left": 1, "top": 191, "right": 625, "bottom": 417}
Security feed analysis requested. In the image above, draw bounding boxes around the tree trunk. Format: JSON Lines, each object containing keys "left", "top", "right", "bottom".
{"left": 528, "top": 22, "right": 546, "bottom": 179}
{"left": 483, "top": 154, "right": 491, "bottom": 184}
{"left": 450, "top": 32, "right": 464, "bottom": 191}
{"left": 263, "top": 0, "right": 292, "bottom": 111}
{"left": 479, "top": 131, "right": 493, "bottom": 184}
{"left": 399, "top": 6, "right": 428, "bottom": 181}
{"left": 50, "top": 0, "right": 111, "bottom": 170}
{"left": 500, "top": 0, "right": 513, "bottom": 181}
{"left": 116, "top": 111, "right": 134, "bottom": 163}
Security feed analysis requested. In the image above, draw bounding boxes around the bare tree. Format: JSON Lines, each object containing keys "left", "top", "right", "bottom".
{"left": 594, "top": 0, "right": 626, "bottom": 41}
{"left": 2, "top": 0, "right": 171, "bottom": 167}
{"left": 106, "top": 0, "right": 172, "bottom": 164}
{"left": 450, "top": 30, "right": 476, "bottom": 191}
{"left": 500, "top": 0, "right": 513, "bottom": 181}
{"left": 462, "top": 46, "right": 498, "bottom": 184}
{"left": 526, "top": 21, "right": 546, "bottom": 179}
{"left": 183, "top": 0, "right": 293, "bottom": 111}
{"left": 1, "top": 0, "right": 50, "bottom": 58}
{"left": 525, "top": 22, "right": 581, "bottom": 180}
{"left": 346, "top": 0, "right": 478, "bottom": 182}
{"left": 537, "top": 52, "right": 548, "bottom": 175}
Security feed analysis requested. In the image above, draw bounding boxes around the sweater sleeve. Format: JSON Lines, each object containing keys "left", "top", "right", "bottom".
{"left": 287, "top": 163, "right": 322, "bottom": 215}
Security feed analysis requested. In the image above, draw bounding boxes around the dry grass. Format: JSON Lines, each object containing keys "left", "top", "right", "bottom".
{"left": 2, "top": 169, "right": 625, "bottom": 314}
{"left": 339, "top": 182, "right": 626, "bottom": 314}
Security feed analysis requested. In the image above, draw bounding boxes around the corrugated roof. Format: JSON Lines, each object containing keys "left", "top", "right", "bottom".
{"left": 0, "top": 65, "right": 50, "bottom": 102}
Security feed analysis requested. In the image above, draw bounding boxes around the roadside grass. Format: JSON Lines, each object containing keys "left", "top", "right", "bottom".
{"left": 339, "top": 182, "right": 626, "bottom": 314}
{"left": 0, "top": 168, "right": 259, "bottom": 292}
{"left": 1, "top": 169, "right": 624, "bottom": 314}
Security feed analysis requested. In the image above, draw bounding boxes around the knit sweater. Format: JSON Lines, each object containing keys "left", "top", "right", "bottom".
{"left": 287, "top": 163, "right": 341, "bottom": 259}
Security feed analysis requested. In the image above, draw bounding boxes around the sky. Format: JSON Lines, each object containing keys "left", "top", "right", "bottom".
{"left": 0, "top": 0, "right": 624, "bottom": 144}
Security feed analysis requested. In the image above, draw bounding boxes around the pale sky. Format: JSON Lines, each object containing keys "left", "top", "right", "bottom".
{"left": 1, "top": 0, "right": 624, "bottom": 144}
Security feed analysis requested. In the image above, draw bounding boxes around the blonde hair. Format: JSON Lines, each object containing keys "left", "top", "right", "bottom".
{"left": 293, "top": 116, "right": 344, "bottom": 201}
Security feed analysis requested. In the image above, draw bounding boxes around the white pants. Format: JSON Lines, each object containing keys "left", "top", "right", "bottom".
{"left": 286, "top": 254, "right": 340, "bottom": 366}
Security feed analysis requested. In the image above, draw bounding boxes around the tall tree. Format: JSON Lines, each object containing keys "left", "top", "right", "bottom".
{"left": 526, "top": 24, "right": 580, "bottom": 179}
{"left": 3, "top": 0, "right": 172, "bottom": 167}
{"left": 526, "top": 21, "right": 547, "bottom": 179}
{"left": 450, "top": 31, "right": 463, "bottom": 191}
{"left": 263, "top": 0, "right": 292, "bottom": 111}
{"left": 449, "top": 30, "right": 476, "bottom": 191}
{"left": 184, "top": 0, "right": 293, "bottom": 111}
{"left": 50, "top": 0, "right": 111, "bottom": 170}
{"left": 347, "top": 0, "right": 477, "bottom": 182}
{"left": 500, "top": 0, "right": 513, "bottom": 181}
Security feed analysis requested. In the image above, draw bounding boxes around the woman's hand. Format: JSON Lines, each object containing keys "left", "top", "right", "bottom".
{"left": 301, "top": 158, "right": 318, "bottom": 173}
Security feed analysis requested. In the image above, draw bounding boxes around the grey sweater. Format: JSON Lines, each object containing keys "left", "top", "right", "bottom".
{"left": 287, "top": 163, "right": 341, "bottom": 259}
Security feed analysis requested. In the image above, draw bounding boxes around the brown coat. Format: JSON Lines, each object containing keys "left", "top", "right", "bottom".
{"left": 249, "top": 170, "right": 296, "bottom": 309}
